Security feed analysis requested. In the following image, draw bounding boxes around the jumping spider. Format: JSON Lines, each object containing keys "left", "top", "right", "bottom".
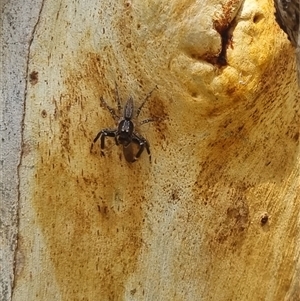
{"left": 92, "top": 84, "right": 157, "bottom": 163}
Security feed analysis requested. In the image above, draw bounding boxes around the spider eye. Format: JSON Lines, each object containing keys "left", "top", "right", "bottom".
{"left": 120, "top": 120, "right": 133, "bottom": 133}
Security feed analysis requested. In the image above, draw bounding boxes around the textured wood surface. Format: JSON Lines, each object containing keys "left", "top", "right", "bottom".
{"left": 3, "top": 0, "right": 300, "bottom": 300}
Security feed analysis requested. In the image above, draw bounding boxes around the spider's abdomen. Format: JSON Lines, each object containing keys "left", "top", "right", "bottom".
{"left": 124, "top": 97, "right": 134, "bottom": 119}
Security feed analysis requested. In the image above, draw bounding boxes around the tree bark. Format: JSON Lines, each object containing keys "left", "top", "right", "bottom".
{"left": 2, "top": 0, "right": 300, "bottom": 300}
{"left": 1, "top": 1, "right": 44, "bottom": 300}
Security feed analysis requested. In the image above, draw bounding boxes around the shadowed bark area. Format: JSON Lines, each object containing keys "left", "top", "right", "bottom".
{"left": 2, "top": 0, "right": 300, "bottom": 300}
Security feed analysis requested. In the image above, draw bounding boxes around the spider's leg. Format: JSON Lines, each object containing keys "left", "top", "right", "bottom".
{"left": 139, "top": 117, "right": 160, "bottom": 126}
{"left": 136, "top": 85, "right": 157, "bottom": 118}
{"left": 97, "top": 129, "right": 117, "bottom": 156}
{"left": 90, "top": 131, "right": 102, "bottom": 152}
{"left": 114, "top": 82, "right": 122, "bottom": 115}
{"left": 132, "top": 133, "right": 151, "bottom": 163}
{"left": 92, "top": 131, "right": 102, "bottom": 144}
{"left": 143, "top": 140, "right": 151, "bottom": 162}
{"left": 100, "top": 96, "right": 118, "bottom": 121}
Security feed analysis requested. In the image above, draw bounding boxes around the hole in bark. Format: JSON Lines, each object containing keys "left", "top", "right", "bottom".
{"left": 260, "top": 212, "right": 269, "bottom": 225}
{"left": 253, "top": 12, "right": 264, "bottom": 23}
{"left": 41, "top": 110, "right": 47, "bottom": 118}
{"left": 213, "top": 19, "right": 234, "bottom": 67}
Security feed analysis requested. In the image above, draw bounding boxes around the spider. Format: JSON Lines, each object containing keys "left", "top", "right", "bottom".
{"left": 92, "top": 84, "right": 157, "bottom": 163}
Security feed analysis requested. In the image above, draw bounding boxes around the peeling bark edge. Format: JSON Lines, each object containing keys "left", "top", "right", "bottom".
{"left": 0, "top": 1, "right": 44, "bottom": 300}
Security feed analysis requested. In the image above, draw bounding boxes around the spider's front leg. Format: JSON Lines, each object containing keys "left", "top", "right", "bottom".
{"left": 114, "top": 82, "right": 122, "bottom": 115}
{"left": 92, "top": 129, "right": 117, "bottom": 156}
{"left": 100, "top": 97, "right": 119, "bottom": 122}
{"left": 136, "top": 86, "right": 157, "bottom": 118}
{"left": 139, "top": 117, "right": 161, "bottom": 126}
{"left": 132, "top": 133, "right": 151, "bottom": 163}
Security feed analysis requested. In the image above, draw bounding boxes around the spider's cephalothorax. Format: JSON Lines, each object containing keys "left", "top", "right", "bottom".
{"left": 92, "top": 85, "right": 157, "bottom": 163}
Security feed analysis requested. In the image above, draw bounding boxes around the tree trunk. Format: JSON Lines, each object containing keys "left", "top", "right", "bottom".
{"left": 2, "top": 0, "right": 300, "bottom": 300}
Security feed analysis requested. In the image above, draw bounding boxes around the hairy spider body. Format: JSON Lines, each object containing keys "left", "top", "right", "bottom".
{"left": 92, "top": 86, "right": 156, "bottom": 163}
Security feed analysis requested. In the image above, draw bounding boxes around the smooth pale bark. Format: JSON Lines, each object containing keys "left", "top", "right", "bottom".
{"left": 2, "top": 0, "right": 300, "bottom": 300}
{"left": 1, "top": 1, "right": 44, "bottom": 300}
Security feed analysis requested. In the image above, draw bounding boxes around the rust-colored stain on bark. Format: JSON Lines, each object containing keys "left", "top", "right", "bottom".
{"left": 31, "top": 52, "right": 157, "bottom": 300}
{"left": 29, "top": 70, "right": 39, "bottom": 85}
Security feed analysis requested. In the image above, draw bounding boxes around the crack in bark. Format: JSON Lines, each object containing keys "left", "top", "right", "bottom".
{"left": 213, "top": 18, "right": 235, "bottom": 67}
{"left": 13, "top": 0, "right": 46, "bottom": 295}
